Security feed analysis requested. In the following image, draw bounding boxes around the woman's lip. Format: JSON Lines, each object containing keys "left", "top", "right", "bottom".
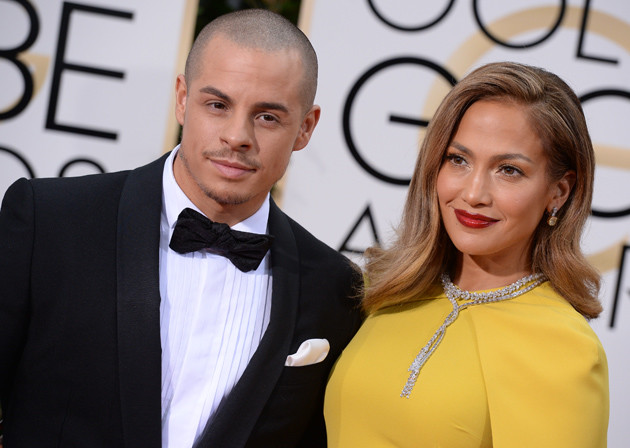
{"left": 454, "top": 209, "right": 498, "bottom": 228}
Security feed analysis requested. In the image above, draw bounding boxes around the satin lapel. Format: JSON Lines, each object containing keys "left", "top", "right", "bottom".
{"left": 116, "top": 153, "right": 169, "bottom": 447}
{"left": 196, "top": 199, "right": 300, "bottom": 448}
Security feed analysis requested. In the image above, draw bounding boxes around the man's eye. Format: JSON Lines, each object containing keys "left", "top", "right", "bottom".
{"left": 260, "top": 114, "right": 277, "bottom": 122}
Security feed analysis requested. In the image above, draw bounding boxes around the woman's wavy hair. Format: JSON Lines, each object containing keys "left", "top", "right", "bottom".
{"left": 362, "top": 61, "right": 601, "bottom": 319}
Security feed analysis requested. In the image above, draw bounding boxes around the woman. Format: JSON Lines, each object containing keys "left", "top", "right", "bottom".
{"left": 324, "top": 62, "right": 609, "bottom": 447}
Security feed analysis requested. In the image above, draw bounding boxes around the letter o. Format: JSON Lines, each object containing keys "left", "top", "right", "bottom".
{"left": 0, "top": 146, "right": 36, "bottom": 178}
{"left": 58, "top": 158, "right": 106, "bottom": 177}
{"left": 472, "top": 0, "right": 565, "bottom": 49}
{"left": 367, "top": 0, "right": 455, "bottom": 32}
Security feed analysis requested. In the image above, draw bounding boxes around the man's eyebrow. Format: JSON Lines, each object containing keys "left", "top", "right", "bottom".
{"left": 198, "top": 86, "right": 290, "bottom": 114}
{"left": 254, "top": 102, "right": 289, "bottom": 114}
{"left": 199, "top": 86, "right": 230, "bottom": 102}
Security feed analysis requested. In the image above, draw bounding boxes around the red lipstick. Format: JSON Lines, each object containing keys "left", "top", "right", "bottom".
{"left": 454, "top": 209, "right": 498, "bottom": 229}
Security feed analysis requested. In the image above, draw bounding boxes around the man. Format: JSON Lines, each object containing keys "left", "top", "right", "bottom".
{"left": 0, "top": 9, "right": 362, "bottom": 447}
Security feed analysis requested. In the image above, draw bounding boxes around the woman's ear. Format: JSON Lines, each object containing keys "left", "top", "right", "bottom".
{"left": 548, "top": 170, "right": 576, "bottom": 211}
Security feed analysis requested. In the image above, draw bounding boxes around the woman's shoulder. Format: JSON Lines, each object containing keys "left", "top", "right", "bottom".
{"left": 508, "top": 281, "right": 590, "bottom": 329}
{"left": 471, "top": 281, "right": 609, "bottom": 447}
{"left": 473, "top": 281, "right": 606, "bottom": 363}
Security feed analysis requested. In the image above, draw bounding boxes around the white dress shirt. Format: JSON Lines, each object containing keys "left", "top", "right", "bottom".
{"left": 159, "top": 147, "right": 272, "bottom": 447}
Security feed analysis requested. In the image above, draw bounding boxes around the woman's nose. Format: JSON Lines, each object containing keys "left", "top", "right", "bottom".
{"left": 462, "top": 170, "right": 492, "bottom": 206}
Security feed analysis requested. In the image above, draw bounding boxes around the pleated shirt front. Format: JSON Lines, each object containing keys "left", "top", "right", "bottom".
{"left": 159, "top": 148, "right": 272, "bottom": 447}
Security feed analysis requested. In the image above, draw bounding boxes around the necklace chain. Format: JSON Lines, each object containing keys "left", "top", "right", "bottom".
{"left": 400, "top": 272, "right": 546, "bottom": 398}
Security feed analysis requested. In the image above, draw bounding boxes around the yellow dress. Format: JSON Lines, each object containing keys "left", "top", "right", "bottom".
{"left": 324, "top": 282, "right": 609, "bottom": 447}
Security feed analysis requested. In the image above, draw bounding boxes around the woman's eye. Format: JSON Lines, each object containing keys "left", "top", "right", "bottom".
{"left": 446, "top": 154, "right": 465, "bottom": 165}
{"left": 500, "top": 165, "right": 523, "bottom": 176}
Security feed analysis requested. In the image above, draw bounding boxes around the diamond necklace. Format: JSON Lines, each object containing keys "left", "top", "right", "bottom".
{"left": 400, "top": 272, "right": 546, "bottom": 398}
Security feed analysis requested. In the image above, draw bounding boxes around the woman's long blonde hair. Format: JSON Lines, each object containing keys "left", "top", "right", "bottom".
{"left": 362, "top": 62, "right": 601, "bottom": 319}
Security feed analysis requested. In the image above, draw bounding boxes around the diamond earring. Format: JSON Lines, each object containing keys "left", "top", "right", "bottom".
{"left": 547, "top": 207, "right": 558, "bottom": 226}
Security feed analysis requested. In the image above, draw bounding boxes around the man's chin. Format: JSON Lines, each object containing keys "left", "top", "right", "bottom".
{"left": 204, "top": 190, "right": 250, "bottom": 207}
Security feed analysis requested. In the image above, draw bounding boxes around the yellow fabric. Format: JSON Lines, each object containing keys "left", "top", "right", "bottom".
{"left": 324, "top": 282, "right": 609, "bottom": 447}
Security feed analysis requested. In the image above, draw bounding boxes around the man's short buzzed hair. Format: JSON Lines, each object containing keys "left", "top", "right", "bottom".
{"left": 184, "top": 9, "right": 318, "bottom": 110}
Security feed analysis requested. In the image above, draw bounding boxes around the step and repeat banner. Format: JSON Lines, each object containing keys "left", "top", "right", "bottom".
{"left": 1, "top": 0, "right": 628, "bottom": 443}
{"left": 0, "top": 0, "right": 196, "bottom": 197}
{"left": 288, "top": 0, "right": 629, "bottom": 444}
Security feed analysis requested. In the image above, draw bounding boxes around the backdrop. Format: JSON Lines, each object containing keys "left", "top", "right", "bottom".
{"left": 0, "top": 0, "right": 196, "bottom": 196}
{"left": 286, "top": 0, "right": 629, "bottom": 445}
{"left": 1, "top": 0, "right": 628, "bottom": 445}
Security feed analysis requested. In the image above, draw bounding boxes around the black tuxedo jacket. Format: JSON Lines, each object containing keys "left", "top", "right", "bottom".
{"left": 0, "top": 153, "right": 363, "bottom": 447}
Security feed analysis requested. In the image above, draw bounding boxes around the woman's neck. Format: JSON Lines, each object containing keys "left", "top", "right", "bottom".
{"left": 451, "top": 253, "right": 532, "bottom": 291}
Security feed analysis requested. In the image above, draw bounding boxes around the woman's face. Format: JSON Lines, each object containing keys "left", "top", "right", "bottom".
{"left": 436, "top": 99, "right": 569, "bottom": 271}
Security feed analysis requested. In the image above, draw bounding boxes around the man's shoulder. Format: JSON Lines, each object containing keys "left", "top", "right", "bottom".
{"left": 26, "top": 153, "right": 167, "bottom": 197}
{"left": 3, "top": 153, "right": 167, "bottom": 214}
{"left": 281, "top": 210, "right": 354, "bottom": 268}
{"left": 30, "top": 168, "right": 128, "bottom": 189}
{"left": 20, "top": 170, "right": 130, "bottom": 212}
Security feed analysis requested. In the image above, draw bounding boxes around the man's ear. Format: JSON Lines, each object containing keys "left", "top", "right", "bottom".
{"left": 175, "top": 74, "right": 188, "bottom": 127}
{"left": 292, "top": 105, "right": 321, "bottom": 152}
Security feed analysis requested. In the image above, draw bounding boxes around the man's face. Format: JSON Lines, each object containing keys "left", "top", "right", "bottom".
{"left": 174, "top": 35, "right": 319, "bottom": 225}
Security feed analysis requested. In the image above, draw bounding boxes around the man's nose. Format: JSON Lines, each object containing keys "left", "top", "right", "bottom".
{"left": 220, "top": 111, "right": 254, "bottom": 151}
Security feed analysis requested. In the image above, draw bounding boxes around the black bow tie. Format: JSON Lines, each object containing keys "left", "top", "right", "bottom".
{"left": 169, "top": 208, "right": 274, "bottom": 272}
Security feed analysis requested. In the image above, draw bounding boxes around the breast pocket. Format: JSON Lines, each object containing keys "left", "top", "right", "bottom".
{"left": 277, "top": 360, "right": 331, "bottom": 388}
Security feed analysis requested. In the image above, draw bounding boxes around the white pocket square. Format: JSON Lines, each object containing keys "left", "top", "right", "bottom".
{"left": 285, "top": 338, "right": 330, "bottom": 367}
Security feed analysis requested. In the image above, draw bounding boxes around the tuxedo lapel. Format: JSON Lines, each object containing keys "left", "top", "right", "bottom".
{"left": 196, "top": 200, "right": 300, "bottom": 448}
{"left": 116, "top": 153, "right": 169, "bottom": 447}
